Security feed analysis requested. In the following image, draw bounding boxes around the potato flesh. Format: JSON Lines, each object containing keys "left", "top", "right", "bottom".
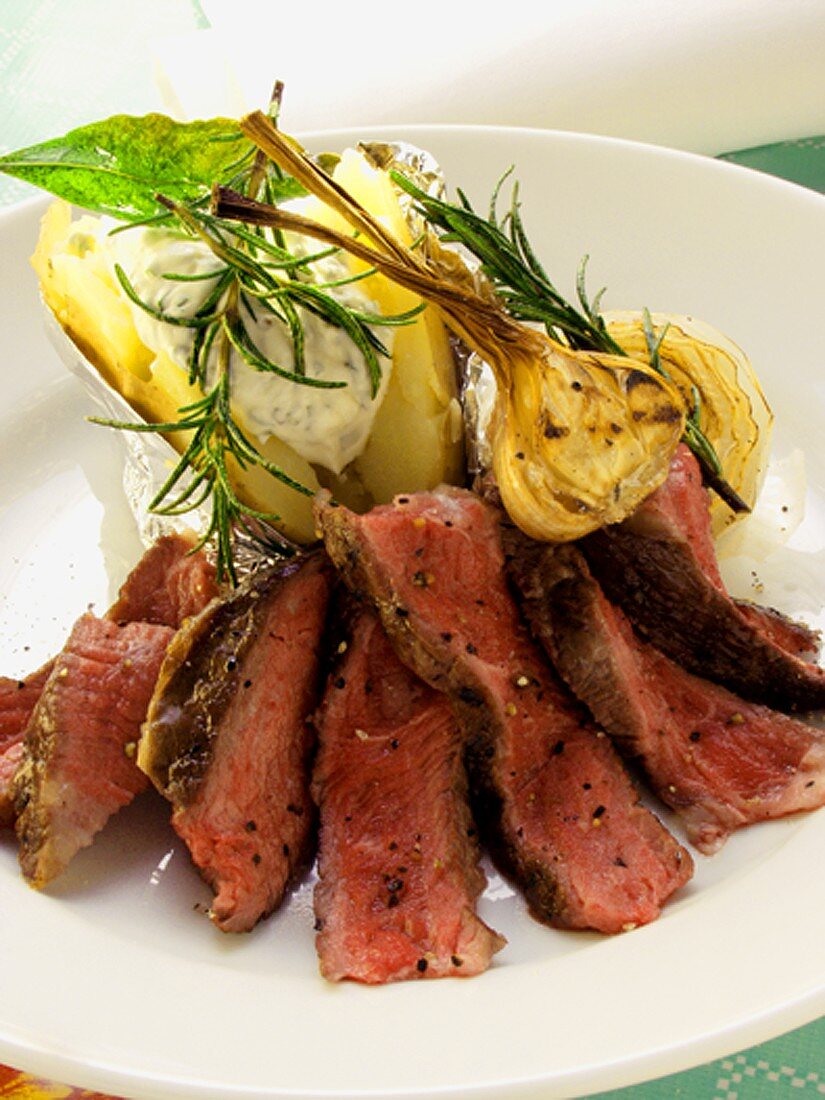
{"left": 32, "top": 203, "right": 155, "bottom": 388}
{"left": 32, "top": 201, "right": 323, "bottom": 541}
{"left": 295, "top": 150, "right": 464, "bottom": 501}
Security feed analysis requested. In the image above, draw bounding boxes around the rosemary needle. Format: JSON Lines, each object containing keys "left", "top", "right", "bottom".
{"left": 96, "top": 173, "right": 421, "bottom": 580}
{"left": 391, "top": 168, "right": 749, "bottom": 514}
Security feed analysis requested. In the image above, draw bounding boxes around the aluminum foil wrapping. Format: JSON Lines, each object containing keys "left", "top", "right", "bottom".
{"left": 45, "top": 307, "right": 296, "bottom": 579}
{"left": 43, "top": 307, "right": 211, "bottom": 546}
{"left": 41, "top": 139, "right": 495, "bottom": 572}
{"left": 455, "top": 341, "right": 495, "bottom": 482}
{"left": 357, "top": 140, "right": 444, "bottom": 220}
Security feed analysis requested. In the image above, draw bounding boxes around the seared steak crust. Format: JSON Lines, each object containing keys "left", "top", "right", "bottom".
{"left": 583, "top": 445, "right": 825, "bottom": 711}
{"left": 317, "top": 488, "right": 692, "bottom": 933}
{"left": 139, "top": 555, "right": 322, "bottom": 803}
{"left": 508, "top": 537, "right": 825, "bottom": 854}
{"left": 312, "top": 599, "right": 505, "bottom": 982}
{"left": 13, "top": 614, "right": 173, "bottom": 887}
{"left": 140, "top": 552, "right": 332, "bottom": 932}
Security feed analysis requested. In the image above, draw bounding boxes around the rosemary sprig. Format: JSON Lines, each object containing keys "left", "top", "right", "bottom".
{"left": 220, "top": 114, "right": 691, "bottom": 543}
{"left": 92, "top": 100, "right": 425, "bottom": 578}
{"left": 391, "top": 168, "right": 748, "bottom": 513}
{"left": 104, "top": 191, "right": 404, "bottom": 580}
{"left": 0, "top": 93, "right": 438, "bottom": 578}
{"left": 91, "top": 378, "right": 313, "bottom": 584}
{"left": 391, "top": 167, "right": 625, "bottom": 355}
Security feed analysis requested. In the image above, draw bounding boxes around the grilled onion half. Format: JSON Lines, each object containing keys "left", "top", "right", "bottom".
{"left": 605, "top": 311, "right": 773, "bottom": 534}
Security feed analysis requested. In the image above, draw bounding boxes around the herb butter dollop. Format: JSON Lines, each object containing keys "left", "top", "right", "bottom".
{"left": 104, "top": 223, "right": 393, "bottom": 475}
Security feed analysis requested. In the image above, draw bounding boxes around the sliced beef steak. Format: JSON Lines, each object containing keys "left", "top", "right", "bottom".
{"left": 2, "top": 536, "right": 217, "bottom": 830}
{"left": 13, "top": 615, "right": 173, "bottom": 887}
{"left": 106, "top": 532, "right": 219, "bottom": 627}
{"left": 0, "top": 662, "right": 54, "bottom": 826}
{"left": 312, "top": 599, "right": 505, "bottom": 982}
{"left": 583, "top": 444, "right": 825, "bottom": 711}
{"left": 509, "top": 538, "right": 825, "bottom": 854}
{"left": 317, "top": 489, "right": 692, "bottom": 934}
{"left": 0, "top": 663, "right": 54, "bottom": 750}
{"left": 646, "top": 447, "right": 819, "bottom": 659}
{"left": 140, "top": 553, "right": 332, "bottom": 932}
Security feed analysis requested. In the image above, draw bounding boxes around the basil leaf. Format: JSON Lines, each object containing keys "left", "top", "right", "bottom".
{"left": 0, "top": 113, "right": 305, "bottom": 222}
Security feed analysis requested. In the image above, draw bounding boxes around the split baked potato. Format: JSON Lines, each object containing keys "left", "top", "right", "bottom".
{"left": 31, "top": 149, "right": 464, "bottom": 543}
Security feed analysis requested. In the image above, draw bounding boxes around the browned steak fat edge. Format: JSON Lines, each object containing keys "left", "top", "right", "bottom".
{"left": 106, "top": 531, "right": 220, "bottom": 627}
{"left": 13, "top": 615, "right": 173, "bottom": 887}
{"left": 317, "top": 489, "right": 693, "bottom": 934}
{"left": 583, "top": 445, "right": 825, "bottom": 712}
{"left": 509, "top": 538, "right": 825, "bottom": 855}
{"left": 312, "top": 598, "right": 505, "bottom": 982}
{"left": 140, "top": 552, "right": 332, "bottom": 933}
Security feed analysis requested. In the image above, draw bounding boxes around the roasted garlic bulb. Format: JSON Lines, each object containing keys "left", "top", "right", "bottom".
{"left": 492, "top": 336, "right": 686, "bottom": 540}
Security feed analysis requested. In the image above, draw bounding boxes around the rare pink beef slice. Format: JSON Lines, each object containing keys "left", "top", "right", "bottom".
{"left": 140, "top": 552, "right": 332, "bottom": 933}
{"left": 13, "top": 615, "right": 173, "bottom": 887}
{"left": 0, "top": 662, "right": 54, "bottom": 826}
{"left": 583, "top": 444, "right": 825, "bottom": 711}
{"left": 106, "top": 531, "right": 220, "bottom": 628}
{"left": 508, "top": 538, "right": 825, "bottom": 854}
{"left": 312, "top": 599, "right": 505, "bottom": 982}
{"left": 317, "top": 488, "right": 693, "bottom": 934}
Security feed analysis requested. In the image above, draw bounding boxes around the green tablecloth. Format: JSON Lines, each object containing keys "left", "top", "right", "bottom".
{"left": 0, "top": 1, "right": 823, "bottom": 1096}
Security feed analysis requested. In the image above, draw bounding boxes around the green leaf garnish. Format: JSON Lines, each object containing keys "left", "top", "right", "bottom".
{"left": 0, "top": 113, "right": 304, "bottom": 222}
{"left": 0, "top": 103, "right": 427, "bottom": 578}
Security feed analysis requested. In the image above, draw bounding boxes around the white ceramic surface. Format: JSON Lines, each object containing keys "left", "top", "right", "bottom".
{"left": 0, "top": 127, "right": 824, "bottom": 1100}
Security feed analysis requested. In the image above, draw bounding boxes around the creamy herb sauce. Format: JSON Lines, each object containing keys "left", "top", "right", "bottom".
{"left": 104, "top": 225, "right": 392, "bottom": 474}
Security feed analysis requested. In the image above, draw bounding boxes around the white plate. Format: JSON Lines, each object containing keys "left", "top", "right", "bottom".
{"left": 1, "top": 126, "right": 824, "bottom": 1100}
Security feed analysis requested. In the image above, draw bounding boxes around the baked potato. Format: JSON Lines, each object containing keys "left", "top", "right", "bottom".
{"left": 31, "top": 148, "right": 463, "bottom": 544}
